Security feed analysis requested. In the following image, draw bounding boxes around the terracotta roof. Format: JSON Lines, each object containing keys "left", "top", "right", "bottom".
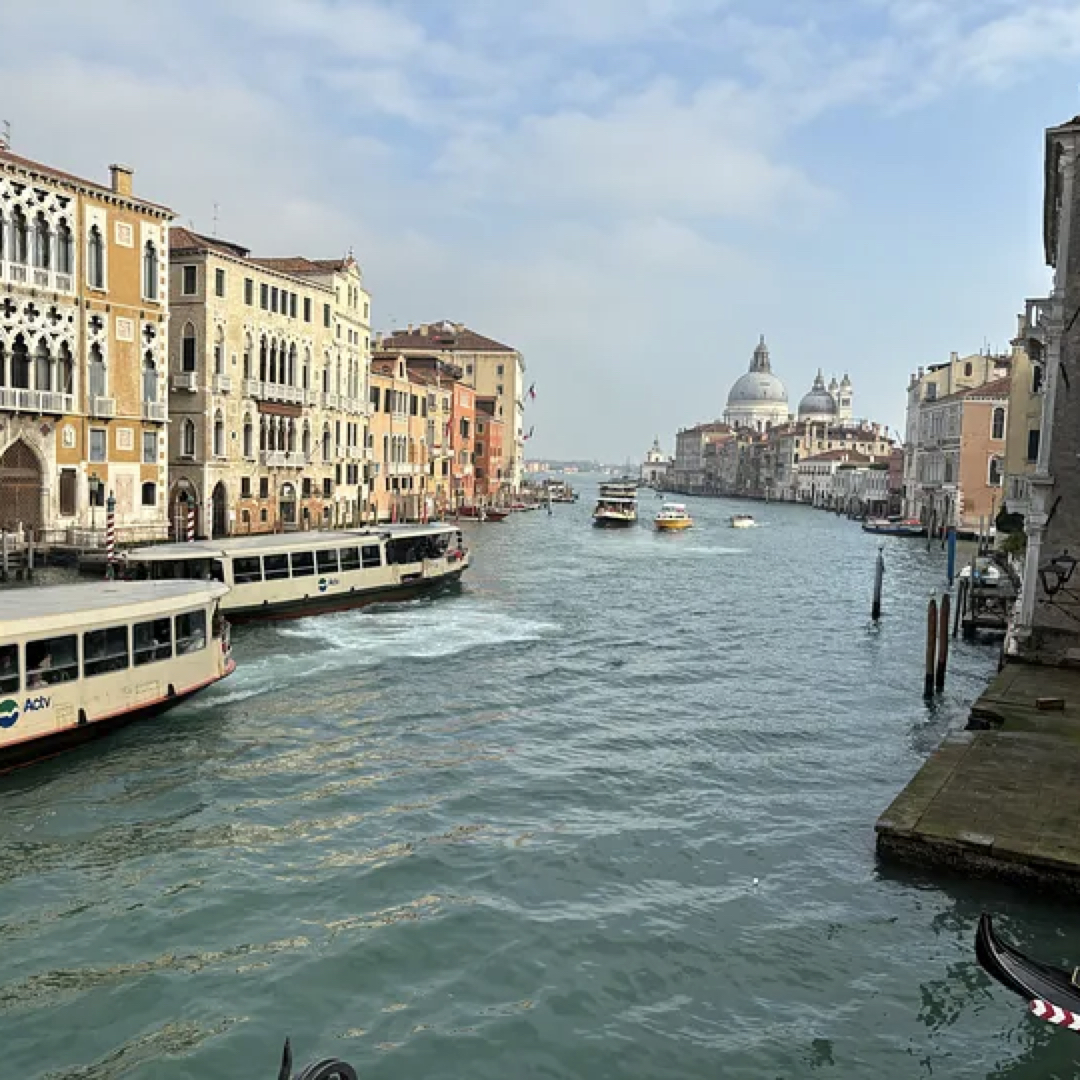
{"left": 930, "top": 375, "right": 1012, "bottom": 405}
{"left": 380, "top": 321, "right": 517, "bottom": 354}
{"left": 169, "top": 226, "right": 251, "bottom": 259}
{"left": 0, "top": 149, "right": 172, "bottom": 215}
{"left": 250, "top": 256, "right": 355, "bottom": 276}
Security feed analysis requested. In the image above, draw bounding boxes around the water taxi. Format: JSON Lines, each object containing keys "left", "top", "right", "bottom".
{"left": 654, "top": 503, "right": 693, "bottom": 532}
{"left": 730, "top": 514, "right": 756, "bottom": 529}
{"left": 593, "top": 483, "right": 638, "bottom": 528}
{"left": 124, "top": 524, "right": 468, "bottom": 622}
{"left": 862, "top": 517, "right": 927, "bottom": 538}
{"left": 0, "top": 580, "right": 234, "bottom": 772}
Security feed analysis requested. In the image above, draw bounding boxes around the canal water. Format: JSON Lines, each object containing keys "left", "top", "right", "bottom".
{"left": 1, "top": 484, "right": 1077, "bottom": 1079}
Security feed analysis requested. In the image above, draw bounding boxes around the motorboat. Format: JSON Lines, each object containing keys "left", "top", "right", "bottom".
{"left": 862, "top": 517, "right": 927, "bottom": 537}
{"left": 654, "top": 503, "right": 693, "bottom": 532}
{"left": 959, "top": 558, "right": 1003, "bottom": 586}
{"left": 593, "top": 483, "right": 638, "bottom": 528}
{"left": 478, "top": 508, "right": 509, "bottom": 522}
{"left": 975, "top": 913, "right": 1080, "bottom": 1013}
{"left": 730, "top": 514, "right": 756, "bottom": 529}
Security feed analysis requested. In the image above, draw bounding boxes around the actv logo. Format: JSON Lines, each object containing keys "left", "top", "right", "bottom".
{"left": 0, "top": 698, "right": 19, "bottom": 729}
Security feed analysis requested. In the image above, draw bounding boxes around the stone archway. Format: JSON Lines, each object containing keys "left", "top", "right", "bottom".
{"left": 169, "top": 478, "right": 200, "bottom": 540}
{"left": 0, "top": 440, "right": 44, "bottom": 534}
{"left": 279, "top": 482, "right": 297, "bottom": 530}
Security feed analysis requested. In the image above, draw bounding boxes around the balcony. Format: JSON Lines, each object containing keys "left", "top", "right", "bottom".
{"left": 242, "top": 377, "right": 260, "bottom": 398}
{"left": 0, "top": 387, "right": 75, "bottom": 414}
{"left": 142, "top": 400, "right": 167, "bottom": 422}
{"left": 245, "top": 380, "right": 305, "bottom": 405}
{"left": 172, "top": 372, "right": 198, "bottom": 392}
{"left": 89, "top": 395, "right": 116, "bottom": 419}
{"left": 212, "top": 373, "right": 232, "bottom": 394}
{"left": 321, "top": 392, "right": 341, "bottom": 409}
{"left": 260, "top": 450, "right": 307, "bottom": 468}
{"left": 0, "top": 261, "right": 75, "bottom": 293}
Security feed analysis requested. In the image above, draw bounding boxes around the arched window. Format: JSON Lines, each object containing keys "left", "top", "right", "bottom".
{"left": 141, "top": 482, "right": 157, "bottom": 507}
{"left": 87, "top": 224, "right": 104, "bottom": 288}
{"left": 0, "top": 208, "right": 6, "bottom": 261}
{"left": 58, "top": 344, "right": 73, "bottom": 395}
{"left": 322, "top": 362, "right": 330, "bottom": 393}
{"left": 988, "top": 456, "right": 1003, "bottom": 487}
{"left": 214, "top": 326, "right": 225, "bottom": 375}
{"left": 142, "top": 351, "right": 158, "bottom": 403}
{"left": 964, "top": 361, "right": 973, "bottom": 377}
{"left": 181, "top": 417, "right": 196, "bottom": 457}
{"left": 302, "top": 422, "right": 311, "bottom": 457}
{"left": 12, "top": 207, "right": 28, "bottom": 264}
{"left": 269, "top": 340, "right": 278, "bottom": 384}
{"left": 88, "top": 344, "right": 106, "bottom": 398}
{"left": 287, "top": 418, "right": 296, "bottom": 452}
{"left": 991, "top": 406, "right": 1005, "bottom": 440}
{"left": 0, "top": 340, "right": 6, "bottom": 387}
{"left": 181, "top": 322, "right": 196, "bottom": 372}
{"left": 32, "top": 213, "right": 51, "bottom": 270}
{"left": 143, "top": 240, "right": 159, "bottom": 300}
{"left": 260, "top": 416, "right": 268, "bottom": 451}
{"left": 34, "top": 339, "right": 52, "bottom": 392}
{"left": 322, "top": 426, "right": 331, "bottom": 462}
{"left": 288, "top": 344, "right": 297, "bottom": 386}
{"left": 56, "top": 220, "right": 73, "bottom": 275}
{"left": 243, "top": 334, "right": 252, "bottom": 378}
{"left": 303, "top": 348, "right": 311, "bottom": 390}
{"left": 213, "top": 410, "right": 225, "bottom": 457}
{"left": 243, "top": 415, "right": 253, "bottom": 458}
{"left": 259, "top": 337, "right": 268, "bottom": 381}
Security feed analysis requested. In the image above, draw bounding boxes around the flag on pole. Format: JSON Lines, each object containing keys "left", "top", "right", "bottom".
{"left": 527, "top": 383, "right": 536, "bottom": 401}
{"left": 524, "top": 426, "right": 534, "bottom": 441}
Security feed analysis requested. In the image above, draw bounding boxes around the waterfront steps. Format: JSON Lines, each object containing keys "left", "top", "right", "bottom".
{"left": 876, "top": 664, "right": 1080, "bottom": 895}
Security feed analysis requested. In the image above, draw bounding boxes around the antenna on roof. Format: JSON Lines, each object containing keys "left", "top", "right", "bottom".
{"left": 0, "top": 120, "right": 10, "bottom": 151}
{"left": 212, "top": 203, "right": 220, "bottom": 238}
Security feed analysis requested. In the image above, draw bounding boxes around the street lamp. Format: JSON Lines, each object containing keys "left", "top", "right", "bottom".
{"left": 1039, "top": 550, "right": 1078, "bottom": 598}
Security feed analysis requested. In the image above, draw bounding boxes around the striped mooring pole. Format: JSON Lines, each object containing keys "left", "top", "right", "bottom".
{"left": 187, "top": 500, "right": 196, "bottom": 542}
{"left": 105, "top": 491, "right": 116, "bottom": 579}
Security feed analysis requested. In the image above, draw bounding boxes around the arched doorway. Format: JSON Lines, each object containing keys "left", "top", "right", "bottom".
{"left": 211, "top": 481, "right": 228, "bottom": 538}
{"left": 279, "top": 482, "right": 297, "bottom": 530}
{"left": 169, "top": 479, "right": 200, "bottom": 540}
{"left": 0, "top": 441, "right": 44, "bottom": 534}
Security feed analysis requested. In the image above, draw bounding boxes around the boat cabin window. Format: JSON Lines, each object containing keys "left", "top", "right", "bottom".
{"left": 175, "top": 610, "right": 207, "bottom": 655}
{"left": 339, "top": 546, "right": 362, "bottom": 571}
{"left": 0, "top": 644, "right": 19, "bottom": 693}
{"left": 26, "top": 635, "right": 78, "bottom": 688}
{"left": 233, "top": 557, "right": 262, "bottom": 584}
{"left": 133, "top": 618, "right": 173, "bottom": 666}
{"left": 263, "top": 554, "right": 290, "bottom": 581}
{"left": 290, "top": 551, "right": 315, "bottom": 577}
{"left": 316, "top": 549, "right": 339, "bottom": 574}
{"left": 147, "top": 558, "right": 223, "bottom": 583}
{"left": 83, "top": 626, "right": 130, "bottom": 678}
{"left": 361, "top": 544, "right": 381, "bottom": 568}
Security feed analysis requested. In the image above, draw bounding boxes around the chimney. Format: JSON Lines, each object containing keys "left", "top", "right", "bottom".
{"left": 950, "top": 351, "right": 958, "bottom": 364}
{"left": 374, "top": 332, "right": 383, "bottom": 349}
{"left": 109, "top": 163, "right": 134, "bottom": 196}
{"left": 407, "top": 323, "right": 414, "bottom": 333}
{"left": 455, "top": 323, "right": 464, "bottom": 333}
{"left": 419, "top": 325, "right": 428, "bottom": 337}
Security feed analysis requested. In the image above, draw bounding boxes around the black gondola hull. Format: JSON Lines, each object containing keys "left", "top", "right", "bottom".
{"left": 976, "top": 914, "right": 1080, "bottom": 1012}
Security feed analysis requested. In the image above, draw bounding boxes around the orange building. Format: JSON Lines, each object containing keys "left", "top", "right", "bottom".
{"left": 450, "top": 381, "right": 476, "bottom": 509}
{"left": 475, "top": 395, "right": 505, "bottom": 500}
{"left": 368, "top": 355, "right": 431, "bottom": 521}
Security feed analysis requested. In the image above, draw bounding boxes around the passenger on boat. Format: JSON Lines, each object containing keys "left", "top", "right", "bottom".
{"left": 0, "top": 647, "right": 18, "bottom": 693}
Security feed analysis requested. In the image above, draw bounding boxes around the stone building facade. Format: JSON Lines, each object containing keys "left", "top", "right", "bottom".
{"left": 369, "top": 356, "right": 434, "bottom": 521}
{"left": 166, "top": 228, "right": 371, "bottom": 537}
{"left": 0, "top": 149, "right": 171, "bottom": 541}
{"left": 475, "top": 396, "right": 505, "bottom": 499}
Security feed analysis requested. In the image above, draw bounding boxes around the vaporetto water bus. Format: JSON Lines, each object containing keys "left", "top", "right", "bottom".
{"left": 123, "top": 523, "right": 469, "bottom": 622}
{"left": 0, "top": 580, "right": 234, "bottom": 772}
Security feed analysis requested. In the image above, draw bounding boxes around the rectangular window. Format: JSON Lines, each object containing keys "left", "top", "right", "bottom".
{"left": 1027, "top": 429, "right": 1041, "bottom": 463}
{"left": 260, "top": 283, "right": 269, "bottom": 310}
{"left": 27, "top": 635, "right": 78, "bottom": 687}
{"left": 323, "top": 304, "right": 331, "bottom": 328}
{"left": 271, "top": 286, "right": 279, "bottom": 313}
{"left": 141, "top": 482, "right": 157, "bottom": 507}
{"left": 175, "top": 609, "right": 207, "bottom": 654}
{"left": 142, "top": 430, "right": 157, "bottom": 464}
{"left": 0, "top": 643, "right": 19, "bottom": 693}
{"left": 304, "top": 297, "right": 312, "bottom": 322}
{"left": 259, "top": 477, "right": 269, "bottom": 499}
{"left": 370, "top": 387, "right": 380, "bottom": 411}
{"left": 89, "top": 428, "right": 107, "bottom": 463}
{"left": 384, "top": 388, "right": 392, "bottom": 412}
{"left": 302, "top": 478, "right": 312, "bottom": 498}
{"left": 290, "top": 293, "right": 298, "bottom": 319}
{"left": 475, "top": 442, "right": 484, "bottom": 457}
{"left": 339, "top": 546, "right": 361, "bottom": 571}
{"left": 361, "top": 544, "right": 382, "bottom": 568}
{"left": 262, "top": 554, "right": 289, "bottom": 581}
{"left": 214, "top": 268, "right": 226, "bottom": 298}
{"left": 244, "top": 278, "right": 254, "bottom": 305}
{"left": 182, "top": 265, "right": 197, "bottom": 295}
{"left": 232, "top": 557, "right": 262, "bottom": 584}
{"left": 59, "top": 469, "right": 77, "bottom": 516}
{"left": 240, "top": 477, "right": 251, "bottom": 498}
{"left": 316, "top": 549, "right": 339, "bottom": 574}
{"left": 290, "top": 551, "right": 316, "bottom": 577}
{"left": 133, "top": 618, "right": 172, "bottom": 666}
{"left": 497, "top": 364, "right": 504, "bottom": 376}
{"left": 322, "top": 478, "right": 332, "bottom": 498}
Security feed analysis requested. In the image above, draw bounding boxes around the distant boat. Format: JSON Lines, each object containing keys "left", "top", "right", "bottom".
{"left": 654, "top": 503, "right": 693, "bottom": 532}
{"left": 862, "top": 517, "right": 926, "bottom": 537}
{"left": 730, "top": 514, "right": 756, "bottom": 529}
{"left": 479, "top": 508, "right": 510, "bottom": 522}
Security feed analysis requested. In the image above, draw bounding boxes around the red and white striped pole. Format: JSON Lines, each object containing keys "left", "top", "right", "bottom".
{"left": 1031, "top": 999, "right": 1080, "bottom": 1031}
{"left": 187, "top": 500, "right": 196, "bottom": 542}
{"left": 105, "top": 491, "right": 116, "bottom": 578}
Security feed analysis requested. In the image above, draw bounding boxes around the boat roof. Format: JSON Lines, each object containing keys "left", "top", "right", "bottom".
{"left": 127, "top": 524, "right": 456, "bottom": 561}
{"left": 660, "top": 503, "right": 687, "bottom": 511}
{"left": 0, "top": 580, "right": 230, "bottom": 635}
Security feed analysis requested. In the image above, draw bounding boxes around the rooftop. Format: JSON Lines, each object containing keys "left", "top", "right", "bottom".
{"left": 380, "top": 321, "right": 517, "bottom": 354}
{"left": 0, "top": 580, "right": 228, "bottom": 624}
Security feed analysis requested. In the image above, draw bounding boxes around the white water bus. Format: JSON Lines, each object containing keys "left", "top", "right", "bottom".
{"left": 593, "top": 482, "right": 638, "bottom": 528}
{"left": 0, "top": 580, "right": 234, "bottom": 772}
{"left": 124, "top": 524, "right": 469, "bottom": 622}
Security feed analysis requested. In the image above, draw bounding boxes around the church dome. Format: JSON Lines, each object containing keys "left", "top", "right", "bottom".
{"left": 798, "top": 370, "right": 838, "bottom": 420}
{"left": 727, "top": 370, "right": 788, "bottom": 405}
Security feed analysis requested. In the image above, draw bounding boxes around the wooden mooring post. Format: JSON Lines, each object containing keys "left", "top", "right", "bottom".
{"left": 936, "top": 593, "right": 951, "bottom": 692}
{"left": 872, "top": 546, "right": 885, "bottom": 622}
{"left": 924, "top": 596, "right": 938, "bottom": 699}
{"left": 953, "top": 578, "right": 967, "bottom": 638}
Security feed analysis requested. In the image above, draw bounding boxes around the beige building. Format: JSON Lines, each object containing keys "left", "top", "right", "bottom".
{"left": 167, "top": 228, "right": 371, "bottom": 537}
{"left": 0, "top": 148, "right": 172, "bottom": 541}
{"left": 1003, "top": 313, "right": 1045, "bottom": 518}
{"left": 377, "top": 322, "right": 526, "bottom": 491}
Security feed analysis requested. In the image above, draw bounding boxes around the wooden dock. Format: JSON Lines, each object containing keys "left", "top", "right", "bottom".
{"left": 876, "top": 663, "right": 1080, "bottom": 895}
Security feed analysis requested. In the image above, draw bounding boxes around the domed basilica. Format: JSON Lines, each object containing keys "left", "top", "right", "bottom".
{"left": 723, "top": 338, "right": 854, "bottom": 431}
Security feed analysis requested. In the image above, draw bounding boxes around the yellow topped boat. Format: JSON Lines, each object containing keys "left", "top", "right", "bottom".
{"left": 654, "top": 503, "right": 693, "bottom": 532}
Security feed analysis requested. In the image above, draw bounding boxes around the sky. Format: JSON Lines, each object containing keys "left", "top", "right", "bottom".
{"left": 4, "top": 0, "right": 1080, "bottom": 461}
